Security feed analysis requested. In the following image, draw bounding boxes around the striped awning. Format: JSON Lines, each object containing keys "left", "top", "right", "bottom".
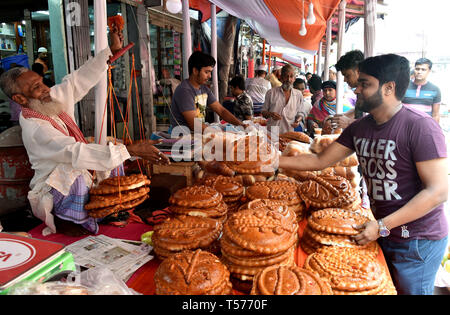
{"left": 188, "top": 0, "right": 386, "bottom": 55}
{"left": 207, "top": 0, "right": 341, "bottom": 54}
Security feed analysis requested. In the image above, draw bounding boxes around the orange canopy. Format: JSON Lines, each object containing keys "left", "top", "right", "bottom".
{"left": 264, "top": 0, "right": 340, "bottom": 52}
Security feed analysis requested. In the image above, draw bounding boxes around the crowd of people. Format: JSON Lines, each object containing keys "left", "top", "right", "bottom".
{"left": 168, "top": 49, "right": 448, "bottom": 296}
{"left": 171, "top": 49, "right": 443, "bottom": 143}
{"left": 0, "top": 22, "right": 447, "bottom": 295}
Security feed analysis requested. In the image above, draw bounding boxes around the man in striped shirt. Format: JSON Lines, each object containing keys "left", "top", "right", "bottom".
{"left": 403, "top": 58, "right": 441, "bottom": 123}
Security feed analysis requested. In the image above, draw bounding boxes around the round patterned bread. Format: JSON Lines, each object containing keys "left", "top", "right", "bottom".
{"left": 303, "top": 225, "right": 356, "bottom": 247}
{"left": 152, "top": 215, "right": 222, "bottom": 252}
{"left": 298, "top": 174, "right": 357, "bottom": 209}
{"left": 201, "top": 175, "right": 244, "bottom": 197}
{"left": 168, "top": 200, "right": 228, "bottom": 218}
{"left": 304, "top": 246, "right": 383, "bottom": 292}
{"left": 223, "top": 208, "right": 298, "bottom": 255}
{"left": 251, "top": 265, "right": 332, "bottom": 295}
{"left": 308, "top": 208, "right": 370, "bottom": 236}
{"left": 238, "top": 199, "right": 297, "bottom": 224}
{"left": 225, "top": 160, "right": 275, "bottom": 175}
{"left": 222, "top": 244, "right": 295, "bottom": 268}
{"left": 100, "top": 174, "right": 149, "bottom": 187}
{"left": 228, "top": 135, "right": 276, "bottom": 161}
{"left": 90, "top": 178, "right": 150, "bottom": 195}
{"left": 221, "top": 246, "right": 296, "bottom": 278}
{"left": 154, "top": 249, "right": 231, "bottom": 295}
{"left": 169, "top": 185, "right": 222, "bottom": 208}
{"left": 220, "top": 236, "right": 263, "bottom": 258}
{"left": 279, "top": 131, "right": 311, "bottom": 144}
{"left": 246, "top": 181, "right": 302, "bottom": 206}
{"left": 87, "top": 194, "right": 149, "bottom": 218}
{"left": 84, "top": 187, "right": 150, "bottom": 210}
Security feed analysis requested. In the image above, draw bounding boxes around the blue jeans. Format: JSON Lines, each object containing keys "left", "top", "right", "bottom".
{"left": 378, "top": 236, "right": 448, "bottom": 295}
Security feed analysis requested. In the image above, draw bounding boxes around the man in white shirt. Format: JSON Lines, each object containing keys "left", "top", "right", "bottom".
{"left": 261, "top": 64, "right": 309, "bottom": 134}
{"left": 0, "top": 26, "right": 169, "bottom": 236}
{"left": 246, "top": 64, "right": 272, "bottom": 115}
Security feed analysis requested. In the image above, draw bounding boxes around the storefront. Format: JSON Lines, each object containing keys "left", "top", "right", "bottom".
{"left": 0, "top": 2, "right": 51, "bottom": 132}
{"left": 148, "top": 7, "right": 186, "bottom": 131}
{"left": 148, "top": 11, "right": 183, "bottom": 81}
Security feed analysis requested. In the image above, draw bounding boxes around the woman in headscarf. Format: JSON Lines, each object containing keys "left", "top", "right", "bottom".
{"left": 306, "top": 80, "right": 355, "bottom": 136}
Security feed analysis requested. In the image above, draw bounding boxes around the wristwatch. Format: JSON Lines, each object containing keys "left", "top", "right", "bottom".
{"left": 377, "top": 219, "right": 390, "bottom": 237}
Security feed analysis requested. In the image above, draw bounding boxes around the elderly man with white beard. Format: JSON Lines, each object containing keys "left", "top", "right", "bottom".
{"left": 261, "top": 64, "right": 309, "bottom": 134}
{"left": 0, "top": 25, "right": 169, "bottom": 236}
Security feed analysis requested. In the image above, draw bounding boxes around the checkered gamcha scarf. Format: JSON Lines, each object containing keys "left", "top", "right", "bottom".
{"left": 22, "top": 107, "right": 87, "bottom": 144}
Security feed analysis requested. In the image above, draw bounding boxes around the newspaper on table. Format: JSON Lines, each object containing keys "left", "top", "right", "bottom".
{"left": 65, "top": 234, "right": 153, "bottom": 282}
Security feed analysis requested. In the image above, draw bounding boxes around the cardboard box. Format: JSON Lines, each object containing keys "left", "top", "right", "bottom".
{"left": 0, "top": 233, "right": 76, "bottom": 294}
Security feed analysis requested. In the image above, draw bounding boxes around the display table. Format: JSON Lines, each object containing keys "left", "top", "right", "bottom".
{"left": 28, "top": 222, "right": 155, "bottom": 290}
{"left": 152, "top": 162, "right": 196, "bottom": 186}
{"left": 29, "top": 219, "right": 393, "bottom": 295}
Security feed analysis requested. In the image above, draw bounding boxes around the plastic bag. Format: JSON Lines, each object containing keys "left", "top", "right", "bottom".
{"left": 8, "top": 267, "right": 140, "bottom": 295}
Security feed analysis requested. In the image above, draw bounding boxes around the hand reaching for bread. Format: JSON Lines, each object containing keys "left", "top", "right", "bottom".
{"left": 126, "top": 140, "right": 170, "bottom": 165}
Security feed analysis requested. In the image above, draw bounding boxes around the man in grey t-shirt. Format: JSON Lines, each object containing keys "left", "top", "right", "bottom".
{"left": 170, "top": 51, "right": 244, "bottom": 132}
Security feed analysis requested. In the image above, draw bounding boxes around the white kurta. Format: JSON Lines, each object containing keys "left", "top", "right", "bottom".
{"left": 246, "top": 77, "right": 272, "bottom": 104}
{"left": 262, "top": 86, "right": 308, "bottom": 134}
{"left": 20, "top": 47, "right": 131, "bottom": 234}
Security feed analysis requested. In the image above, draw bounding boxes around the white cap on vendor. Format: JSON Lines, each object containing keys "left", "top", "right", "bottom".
{"left": 38, "top": 47, "right": 48, "bottom": 53}
{"left": 256, "top": 64, "right": 268, "bottom": 72}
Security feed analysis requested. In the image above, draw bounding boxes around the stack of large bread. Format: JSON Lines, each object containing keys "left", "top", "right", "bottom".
{"left": 154, "top": 249, "right": 233, "bottom": 295}
{"left": 245, "top": 180, "right": 306, "bottom": 221}
{"left": 220, "top": 205, "right": 298, "bottom": 293}
{"left": 297, "top": 173, "right": 361, "bottom": 212}
{"left": 237, "top": 199, "right": 297, "bottom": 224}
{"left": 85, "top": 174, "right": 150, "bottom": 218}
{"left": 196, "top": 135, "right": 277, "bottom": 185}
{"left": 304, "top": 246, "right": 397, "bottom": 295}
{"left": 278, "top": 131, "right": 311, "bottom": 152}
{"left": 300, "top": 208, "right": 379, "bottom": 257}
{"left": 280, "top": 132, "right": 360, "bottom": 189}
{"left": 198, "top": 175, "right": 244, "bottom": 213}
{"left": 299, "top": 207, "right": 396, "bottom": 295}
{"left": 152, "top": 215, "right": 222, "bottom": 260}
{"left": 310, "top": 133, "right": 360, "bottom": 188}
{"left": 250, "top": 265, "right": 333, "bottom": 295}
{"left": 168, "top": 185, "right": 228, "bottom": 223}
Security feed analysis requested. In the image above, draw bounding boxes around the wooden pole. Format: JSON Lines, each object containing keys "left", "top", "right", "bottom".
{"left": 268, "top": 45, "right": 272, "bottom": 73}
{"left": 313, "top": 54, "right": 317, "bottom": 74}
{"left": 336, "top": 0, "right": 346, "bottom": 114}
{"left": 323, "top": 19, "right": 332, "bottom": 81}
{"left": 94, "top": 0, "right": 108, "bottom": 144}
{"left": 262, "top": 39, "right": 266, "bottom": 64}
{"left": 211, "top": 3, "right": 219, "bottom": 122}
{"left": 317, "top": 41, "right": 322, "bottom": 76}
{"left": 182, "top": 0, "right": 192, "bottom": 79}
{"left": 364, "top": 0, "right": 376, "bottom": 58}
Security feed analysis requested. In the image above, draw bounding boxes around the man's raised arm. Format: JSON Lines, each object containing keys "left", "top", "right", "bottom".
{"left": 279, "top": 141, "right": 355, "bottom": 172}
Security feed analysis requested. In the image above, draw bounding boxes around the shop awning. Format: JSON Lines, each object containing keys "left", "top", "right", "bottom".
{"left": 206, "top": 0, "right": 341, "bottom": 54}
{"left": 189, "top": 0, "right": 222, "bottom": 22}
{"left": 266, "top": 49, "right": 306, "bottom": 69}
{"left": 189, "top": 0, "right": 386, "bottom": 55}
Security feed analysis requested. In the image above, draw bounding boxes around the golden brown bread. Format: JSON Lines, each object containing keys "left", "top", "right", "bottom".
{"left": 280, "top": 131, "right": 311, "bottom": 144}
{"left": 251, "top": 265, "right": 333, "bottom": 295}
{"left": 154, "top": 249, "right": 232, "bottom": 295}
